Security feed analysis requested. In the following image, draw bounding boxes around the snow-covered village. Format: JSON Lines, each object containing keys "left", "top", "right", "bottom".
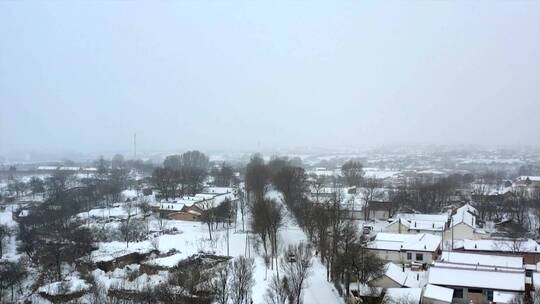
{"left": 1, "top": 1, "right": 540, "bottom": 304}
{"left": 2, "top": 148, "right": 540, "bottom": 304}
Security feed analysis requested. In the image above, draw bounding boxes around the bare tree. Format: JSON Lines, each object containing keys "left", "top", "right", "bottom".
{"left": 273, "top": 166, "right": 308, "bottom": 209}
{"left": 213, "top": 264, "right": 231, "bottom": 304}
{"left": 152, "top": 167, "right": 178, "bottom": 201}
{"left": 250, "top": 199, "right": 271, "bottom": 262}
{"left": 311, "top": 175, "right": 326, "bottom": 204}
{"left": 267, "top": 200, "right": 285, "bottom": 273}
{"left": 0, "top": 261, "right": 27, "bottom": 303}
{"left": 265, "top": 275, "right": 291, "bottom": 304}
{"left": 238, "top": 188, "right": 248, "bottom": 232}
{"left": 138, "top": 197, "right": 152, "bottom": 217}
{"left": 341, "top": 160, "right": 365, "bottom": 187}
{"left": 351, "top": 240, "right": 385, "bottom": 291}
{"left": 245, "top": 154, "right": 270, "bottom": 203}
{"left": 120, "top": 200, "right": 139, "bottom": 248}
{"left": 362, "top": 177, "right": 383, "bottom": 220}
{"left": 212, "top": 163, "right": 236, "bottom": 187}
{"left": 111, "top": 153, "right": 125, "bottom": 169}
{"left": 230, "top": 256, "right": 255, "bottom": 304}
{"left": 28, "top": 176, "right": 45, "bottom": 198}
{"left": 200, "top": 199, "right": 217, "bottom": 240}
{"left": 280, "top": 243, "right": 313, "bottom": 304}
{"left": 0, "top": 225, "right": 8, "bottom": 259}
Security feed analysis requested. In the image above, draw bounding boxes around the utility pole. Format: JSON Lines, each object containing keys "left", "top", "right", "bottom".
{"left": 227, "top": 214, "right": 230, "bottom": 256}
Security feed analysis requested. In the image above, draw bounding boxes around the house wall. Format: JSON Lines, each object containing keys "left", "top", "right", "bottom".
{"left": 440, "top": 286, "right": 523, "bottom": 304}
{"left": 523, "top": 253, "right": 540, "bottom": 264}
{"left": 369, "top": 249, "right": 403, "bottom": 263}
{"left": 167, "top": 212, "right": 200, "bottom": 221}
{"left": 370, "top": 275, "right": 402, "bottom": 288}
{"left": 403, "top": 250, "right": 436, "bottom": 264}
{"left": 370, "top": 210, "right": 390, "bottom": 220}
{"left": 443, "top": 224, "right": 475, "bottom": 241}
{"left": 369, "top": 249, "right": 437, "bottom": 264}
{"left": 450, "top": 287, "right": 484, "bottom": 304}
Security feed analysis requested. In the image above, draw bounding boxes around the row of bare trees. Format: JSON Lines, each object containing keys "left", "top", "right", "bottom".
{"left": 213, "top": 256, "right": 256, "bottom": 304}
{"left": 152, "top": 150, "right": 210, "bottom": 199}
{"left": 244, "top": 155, "right": 386, "bottom": 302}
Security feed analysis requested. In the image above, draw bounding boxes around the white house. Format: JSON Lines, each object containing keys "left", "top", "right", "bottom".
{"left": 367, "top": 233, "right": 442, "bottom": 265}
{"left": 385, "top": 205, "right": 481, "bottom": 242}
{"left": 385, "top": 213, "right": 448, "bottom": 235}
{"left": 444, "top": 204, "right": 480, "bottom": 241}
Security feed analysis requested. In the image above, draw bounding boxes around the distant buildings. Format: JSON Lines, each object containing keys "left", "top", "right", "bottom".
{"left": 383, "top": 204, "right": 483, "bottom": 242}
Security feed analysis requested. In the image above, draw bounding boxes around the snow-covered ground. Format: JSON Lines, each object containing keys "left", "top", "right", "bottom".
{"left": 87, "top": 190, "right": 344, "bottom": 303}
{"left": 0, "top": 204, "right": 21, "bottom": 262}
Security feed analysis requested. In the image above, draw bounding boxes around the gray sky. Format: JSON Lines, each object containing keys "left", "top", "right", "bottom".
{"left": 1, "top": 1, "right": 539, "bottom": 155}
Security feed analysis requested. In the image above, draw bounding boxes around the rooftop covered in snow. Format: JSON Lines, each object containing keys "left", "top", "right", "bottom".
{"left": 463, "top": 239, "right": 540, "bottom": 253}
{"left": 439, "top": 251, "right": 523, "bottom": 268}
{"left": 428, "top": 264, "right": 525, "bottom": 292}
{"left": 368, "top": 233, "right": 441, "bottom": 252}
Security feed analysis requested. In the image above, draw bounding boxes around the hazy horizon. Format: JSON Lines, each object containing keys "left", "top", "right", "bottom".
{"left": 1, "top": 1, "right": 540, "bottom": 155}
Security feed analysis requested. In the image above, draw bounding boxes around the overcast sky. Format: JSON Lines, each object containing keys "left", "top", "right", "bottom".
{"left": 1, "top": 1, "right": 539, "bottom": 155}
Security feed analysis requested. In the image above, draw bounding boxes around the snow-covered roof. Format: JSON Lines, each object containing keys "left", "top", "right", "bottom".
{"left": 439, "top": 251, "right": 523, "bottom": 268}
{"left": 428, "top": 265, "right": 525, "bottom": 291}
{"left": 403, "top": 272, "right": 423, "bottom": 288}
{"left": 407, "top": 220, "right": 445, "bottom": 232}
{"left": 37, "top": 166, "right": 58, "bottom": 170}
{"left": 394, "top": 213, "right": 449, "bottom": 223}
{"left": 59, "top": 166, "right": 82, "bottom": 171}
{"left": 160, "top": 203, "right": 188, "bottom": 211}
{"left": 213, "top": 192, "right": 238, "bottom": 205}
{"left": 143, "top": 253, "right": 185, "bottom": 268}
{"left": 391, "top": 213, "right": 448, "bottom": 231}
{"left": 38, "top": 274, "right": 90, "bottom": 296}
{"left": 383, "top": 263, "right": 407, "bottom": 286}
{"left": 456, "top": 203, "right": 477, "bottom": 215}
{"left": 91, "top": 242, "right": 155, "bottom": 263}
{"left": 423, "top": 284, "right": 454, "bottom": 303}
{"left": 195, "top": 193, "right": 217, "bottom": 200}
{"left": 517, "top": 176, "right": 540, "bottom": 182}
{"left": 383, "top": 288, "right": 422, "bottom": 304}
{"left": 203, "top": 187, "right": 234, "bottom": 194}
{"left": 433, "top": 261, "right": 523, "bottom": 272}
{"left": 451, "top": 208, "right": 476, "bottom": 228}
{"left": 368, "top": 233, "right": 441, "bottom": 252}
{"left": 463, "top": 239, "right": 540, "bottom": 253}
